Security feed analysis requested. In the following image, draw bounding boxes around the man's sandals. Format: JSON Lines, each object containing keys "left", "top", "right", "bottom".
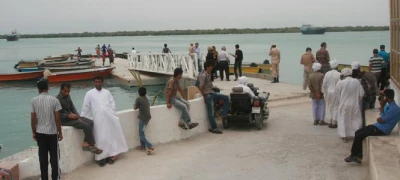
{"left": 178, "top": 122, "right": 199, "bottom": 130}
{"left": 83, "top": 146, "right": 103, "bottom": 154}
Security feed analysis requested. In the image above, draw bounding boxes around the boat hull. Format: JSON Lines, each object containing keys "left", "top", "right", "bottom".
{"left": 47, "top": 67, "right": 115, "bottom": 83}
{"left": 0, "top": 71, "right": 43, "bottom": 81}
{"left": 6, "top": 35, "right": 19, "bottom": 41}
{"left": 18, "top": 67, "right": 40, "bottom": 72}
{"left": 43, "top": 57, "right": 69, "bottom": 62}
{"left": 301, "top": 28, "right": 327, "bottom": 35}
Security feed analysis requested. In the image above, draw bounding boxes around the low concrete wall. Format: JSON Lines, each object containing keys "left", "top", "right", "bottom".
{"left": 3, "top": 98, "right": 207, "bottom": 179}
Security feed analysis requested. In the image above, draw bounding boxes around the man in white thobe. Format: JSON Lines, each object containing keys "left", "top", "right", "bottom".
{"left": 234, "top": 76, "right": 255, "bottom": 98}
{"left": 321, "top": 59, "right": 341, "bottom": 128}
{"left": 335, "top": 68, "right": 365, "bottom": 143}
{"left": 81, "top": 76, "right": 128, "bottom": 166}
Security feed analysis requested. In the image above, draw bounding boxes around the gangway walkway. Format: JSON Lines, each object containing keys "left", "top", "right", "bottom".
{"left": 128, "top": 53, "right": 206, "bottom": 79}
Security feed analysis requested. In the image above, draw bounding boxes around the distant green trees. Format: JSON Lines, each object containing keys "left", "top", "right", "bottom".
{"left": 0, "top": 26, "right": 389, "bottom": 39}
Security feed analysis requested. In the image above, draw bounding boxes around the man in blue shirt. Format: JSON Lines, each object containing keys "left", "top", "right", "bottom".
{"left": 345, "top": 89, "right": 400, "bottom": 164}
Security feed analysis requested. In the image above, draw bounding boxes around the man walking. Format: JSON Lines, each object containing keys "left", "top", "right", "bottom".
{"left": 308, "top": 63, "right": 326, "bottom": 125}
{"left": 199, "top": 61, "right": 230, "bottom": 134}
{"left": 234, "top": 44, "right": 243, "bottom": 81}
{"left": 321, "top": 60, "right": 341, "bottom": 128}
{"left": 270, "top": 44, "right": 281, "bottom": 83}
{"left": 217, "top": 46, "right": 231, "bottom": 81}
{"left": 81, "top": 76, "right": 128, "bottom": 166}
{"left": 378, "top": 45, "right": 390, "bottom": 90}
{"left": 165, "top": 68, "right": 199, "bottom": 130}
{"left": 345, "top": 89, "right": 400, "bottom": 164}
{"left": 31, "top": 80, "right": 63, "bottom": 180}
{"left": 56, "top": 83, "right": 102, "bottom": 154}
{"left": 316, "top": 42, "right": 331, "bottom": 74}
{"left": 335, "top": 68, "right": 364, "bottom": 143}
{"left": 300, "top": 47, "right": 316, "bottom": 90}
{"left": 369, "top": 49, "right": 384, "bottom": 88}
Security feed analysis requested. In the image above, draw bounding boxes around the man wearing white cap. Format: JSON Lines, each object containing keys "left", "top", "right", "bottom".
{"left": 234, "top": 76, "right": 255, "bottom": 98}
{"left": 308, "top": 63, "right": 326, "bottom": 125}
{"left": 322, "top": 59, "right": 341, "bottom": 128}
{"left": 335, "top": 68, "right": 365, "bottom": 143}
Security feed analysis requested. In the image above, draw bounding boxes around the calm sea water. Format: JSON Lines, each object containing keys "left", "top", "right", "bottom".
{"left": 0, "top": 31, "right": 389, "bottom": 159}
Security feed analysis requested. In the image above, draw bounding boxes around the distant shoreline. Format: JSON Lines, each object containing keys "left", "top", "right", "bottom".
{"left": 1, "top": 26, "right": 389, "bottom": 39}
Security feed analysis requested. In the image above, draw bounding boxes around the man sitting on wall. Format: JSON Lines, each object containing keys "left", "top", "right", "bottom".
{"left": 56, "top": 83, "right": 103, "bottom": 154}
{"left": 199, "top": 61, "right": 230, "bottom": 134}
{"left": 344, "top": 89, "right": 400, "bottom": 164}
{"left": 165, "top": 68, "right": 199, "bottom": 130}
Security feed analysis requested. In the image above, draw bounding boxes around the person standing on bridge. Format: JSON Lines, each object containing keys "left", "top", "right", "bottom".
{"left": 321, "top": 60, "right": 341, "bottom": 128}
{"left": 309, "top": 63, "right": 326, "bottom": 125}
{"left": 165, "top": 68, "right": 199, "bottom": 130}
{"left": 300, "top": 47, "right": 315, "bottom": 90}
{"left": 269, "top": 44, "right": 281, "bottom": 83}
{"left": 234, "top": 44, "right": 243, "bottom": 81}
{"left": 316, "top": 42, "right": 331, "bottom": 74}
{"left": 335, "top": 68, "right": 364, "bottom": 143}
{"left": 217, "top": 46, "right": 231, "bottom": 81}
{"left": 195, "top": 42, "right": 201, "bottom": 72}
{"left": 162, "top": 44, "right": 171, "bottom": 53}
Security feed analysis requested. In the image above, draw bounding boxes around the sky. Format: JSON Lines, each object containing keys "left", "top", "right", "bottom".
{"left": 0, "top": 0, "right": 390, "bottom": 34}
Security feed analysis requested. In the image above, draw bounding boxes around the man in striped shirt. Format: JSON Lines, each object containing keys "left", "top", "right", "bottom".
{"left": 369, "top": 49, "right": 384, "bottom": 88}
{"left": 31, "top": 80, "right": 63, "bottom": 180}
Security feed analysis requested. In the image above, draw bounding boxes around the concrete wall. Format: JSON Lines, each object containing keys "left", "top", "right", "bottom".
{"left": 5, "top": 98, "right": 207, "bottom": 179}
{"left": 389, "top": 80, "right": 400, "bottom": 135}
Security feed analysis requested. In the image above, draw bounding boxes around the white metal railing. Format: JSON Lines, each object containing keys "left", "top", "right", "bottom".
{"left": 128, "top": 53, "right": 206, "bottom": 79}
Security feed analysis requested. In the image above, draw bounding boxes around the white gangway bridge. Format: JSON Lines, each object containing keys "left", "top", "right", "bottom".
{"left": 128, "top": 53, "right": 207, "bottom": 79}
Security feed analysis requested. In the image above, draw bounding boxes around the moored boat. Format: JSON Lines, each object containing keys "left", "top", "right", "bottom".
{"left": 38, "top": 64, "right": 95, "bottom": 72}
{"left": 43, "top": 56, "right": 69, "bottom": 62}
{"left": 300, "top": 24, "right": 327, "bottom": 35}
{"left": 17, "top": 67, "right": 40, "bottom": 72}
{"left": 39, "top": 60, "right": 77, "bottom": 67}
{"left": 5, "top": 29, "right": 19, "bottom": 41}
{"left": 0, "top": 71, "right": 43, "bottom": 81}
{"left": 46, "top": 67, "right": 115, "bottom": 83}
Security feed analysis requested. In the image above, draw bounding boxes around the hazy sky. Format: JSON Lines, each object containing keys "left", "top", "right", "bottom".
{"left": 0, "top": 0, "right": 390, "bottom": 34}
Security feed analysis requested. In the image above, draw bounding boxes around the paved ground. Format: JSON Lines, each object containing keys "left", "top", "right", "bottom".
{"left": 63, "top": 98, "right": 368, "bottom": 180}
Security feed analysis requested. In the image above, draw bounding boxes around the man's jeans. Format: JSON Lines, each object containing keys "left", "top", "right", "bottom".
{"left": 204, "top": 93, "right": 230, "bottom": 130}
{"left": 198, "top": 59, "right": 202, "bottom": 72}
{"left": 139, "top": 120, "right": 152, "bottom": 149}
{"left": 171, "top": 97, "right": 191, "bottom": 125}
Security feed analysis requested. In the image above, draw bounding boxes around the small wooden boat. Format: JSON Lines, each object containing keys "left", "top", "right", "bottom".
{"left": 17, "top": 67, "right": 40, "bottom": 72}
{"left": 44, "top": 56, "right": 69, "bottom": 62}
{"left": 39, "top": 60, "right": 77, "bottom": 67}
{"left": 338, "top": 64, "right": 369, "bottom": 72}
{"left": 39, "top": 65, "right": 95, "bottom": 72}
{"left": 0, "top": 71, "right": 43, "bottom": 81}
{"left": 46, "top": 67, "right": 115, "bottom": 83}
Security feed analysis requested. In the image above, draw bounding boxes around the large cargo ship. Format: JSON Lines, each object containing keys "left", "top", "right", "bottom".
{"left": 5, "top": 29, "right": 19, "bottom": 41}
{"left": 300, "top": 25, "right": 327, "bottom": 35}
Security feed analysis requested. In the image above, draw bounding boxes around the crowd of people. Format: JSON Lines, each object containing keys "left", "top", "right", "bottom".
{"left": 302, "top": 42, "right": 399, "bottom": 164}
{"left": 94, "top": 44, "right": 114, "bottom": 66}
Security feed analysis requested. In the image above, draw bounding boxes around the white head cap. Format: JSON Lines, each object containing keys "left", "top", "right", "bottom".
{"left": 238, "top": 76, "right": 248, "bottom": 85}
{"left": 330, "top": 59, "right": 339, "bottom": 68}
{"left": 351, "top": 62, "right": 360, "bottom": 70}
{"left": 341, "top": 68, "right": 352, "bottom": 76}
{"left": 312, "top": 63, "right": 322, "bottom": 71}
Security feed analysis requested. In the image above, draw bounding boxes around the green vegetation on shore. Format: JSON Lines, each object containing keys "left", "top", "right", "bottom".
{"left": 1, "top": 26, "right": 389, "bottom": 39}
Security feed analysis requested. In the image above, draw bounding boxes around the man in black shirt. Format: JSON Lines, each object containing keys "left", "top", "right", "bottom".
{"left": 234, "top": 44, "right": 243, "bottom": 81}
